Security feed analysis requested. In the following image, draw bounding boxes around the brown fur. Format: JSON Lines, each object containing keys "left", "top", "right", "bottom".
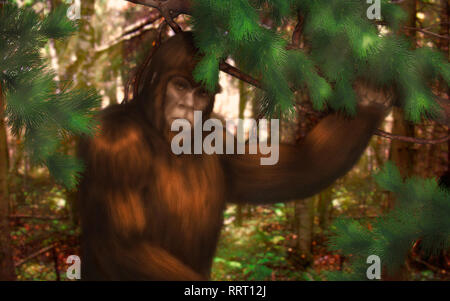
{"left": 77, "top": 32, "right": 389, "bottom": 280}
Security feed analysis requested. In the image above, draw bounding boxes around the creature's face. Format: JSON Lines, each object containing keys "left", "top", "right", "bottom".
{"left": 164, "top": 75, "right": 213, "bottom": 126}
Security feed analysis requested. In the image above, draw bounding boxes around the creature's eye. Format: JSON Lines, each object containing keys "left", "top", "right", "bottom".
{"left": 171, "top": 77, "right": 191, "bottom": 91}
{"left": 197, "top": 88, "right": 209, "bottom": 98}
{"left": 175, "top": 82, "right": 188, "bottom": 91}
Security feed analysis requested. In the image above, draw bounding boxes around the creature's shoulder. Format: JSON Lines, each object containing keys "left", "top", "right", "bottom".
{"left": 98, "top": 103, "right": 144, "bottom": 131}
{"left": 78, "top": 104, "right": 156, "bottom": 180}
{"left": 80, "top": 104, "right": 153, "bottom": 156}
{"left": 101, "top": 103, "right": 156, "bottom": 138}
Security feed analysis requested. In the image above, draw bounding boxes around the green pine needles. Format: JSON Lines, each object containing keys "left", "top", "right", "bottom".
{"left": 190, "top": 0, "right": 450, "bottom": 280}
{"left": 191, "top": 0, "right": 450, "bottom": 120}
{"left": 0, "top": 3, "right": 100, "bottom": 189}
{"left": 327, "top": 162, "right": 450, "bottom": 280}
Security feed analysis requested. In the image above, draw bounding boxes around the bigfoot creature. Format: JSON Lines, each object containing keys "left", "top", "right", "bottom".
{"left": 77, "top": 32, "right": 393, "bottom": 280}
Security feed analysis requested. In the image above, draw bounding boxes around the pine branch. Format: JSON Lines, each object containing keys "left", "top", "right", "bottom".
{"left": 125, "top": 0, "right": 450, "bottom": 127}
{"left": 1, "top": 3, "right": 101, "bottom": 188}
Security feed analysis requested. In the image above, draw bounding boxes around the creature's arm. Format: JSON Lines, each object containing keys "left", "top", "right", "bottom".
{"left": 82, "top": 240, "right": 205, "bottom": 281}
{"left": 78, "top": 105, "right": 204, "bottom": 281}
{"left": 222, "top": 83, "right": 392, "bottom": 205}
{"left": 121, "top": 244, "right": 205, "bottom": 280}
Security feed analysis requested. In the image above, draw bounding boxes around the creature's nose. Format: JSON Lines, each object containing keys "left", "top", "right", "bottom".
{"left": 184, "top": 92, "right": 194, "bottom": 108}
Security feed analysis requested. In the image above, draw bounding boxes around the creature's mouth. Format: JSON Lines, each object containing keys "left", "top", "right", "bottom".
{"left": 169, "top": 115, "right": 194, "bottom": 126}
{"left": 177, "top": 104, "right": 195, "bottom": 110}
{"left": 170, "top": 117, "right": 190, "bottom": 123}
{"left": 170, "top": 106, "right": 196, "bottom": 121}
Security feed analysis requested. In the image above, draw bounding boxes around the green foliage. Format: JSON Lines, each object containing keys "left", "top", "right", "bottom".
{"left": 40, "top": 5, "right": 78, "bottom": 39}
{"left": 191, "top": 0, "right": 449, "bottom": 121}
{"left": 0, "top": 3, "right": 100, "bottom": 189}
{"left": 212, "top": 205, "right": 299, "bottom": 280}
{"left": 191, "top": 0, "right": 297, "bottom": 117}
{"left": 327, "top": 162, "right": 450, "bottom": 280}
{"left": 46, "top": 153, "right": 85, "bottom": 191}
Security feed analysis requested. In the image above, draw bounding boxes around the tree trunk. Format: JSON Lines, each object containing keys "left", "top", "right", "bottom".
{"left": 317, "top": 186, "right": 333, "bottom": 232}
{"left": 294, "top": 197, "right": 314, "bottom": 263}
{"left": 291, "top": 91, "right": 319, "bottom": 265}
{"left": 384, "top": 0, "right": 418, "bottom": 280}
{"left": 388, "top": 0, "right": 418, "bottom": 193}
{"left": 235, "top": 80, "right": 250, "bottom": 226}
{"left": 0, "top": 83, "right": 16, "bottom": 280}
{"left": 439, "top": 0, "right": 449, "bottom": 173}
{"left": 66, "top": 0, "right": 97, "bottom": 225}
{"left": 389, "top": 108, "right": 415, "bottom": 179}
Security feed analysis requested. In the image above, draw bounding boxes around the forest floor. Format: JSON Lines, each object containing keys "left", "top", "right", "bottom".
{"left": 7, "top": 175, "right": 450, "bottom": 281}
{"left": 211, "top": 204, "right": 449, "bottom": 281}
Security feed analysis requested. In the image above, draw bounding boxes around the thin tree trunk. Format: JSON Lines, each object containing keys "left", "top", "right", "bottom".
{"left": 235, "top": 80, "right": 250, "bottom": 226}
{"left": 389, "top": 108, "right": 415, "bottom": 180}
{"left": 0, "top": 83, "right": 16, "bottom": 280}
{"left": 424, "top": 0, "right": 450, "bottom": 179}
{"left": 317, "top": 186, "right": 333, "bottom": 232}
{"left": 439, "top": 0, "right": 449, "bottom": 173}
{"left": 294, "top": 197, "right": 314, "bottom": 262}
{"left": 291, "top": 90, "right": 317, "bottom": 264}
{"left": 47, "top": 0, "right": 60, "bottom": 85}
{"left": 384, "top": 0, "right": 418, "bottom": 280}
{"left": 66, "top": 0, "right": 97, "bottom": 225}
{"left": 389, "top": 0, "right": 418, "bottom": 191}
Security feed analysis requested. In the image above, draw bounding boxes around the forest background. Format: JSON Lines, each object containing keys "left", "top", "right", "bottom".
{"left": 0, "top": 0, "right": 449, "bottom": 281}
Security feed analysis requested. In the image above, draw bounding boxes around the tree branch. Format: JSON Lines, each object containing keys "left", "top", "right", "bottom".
{"left": 219, "top": 62, "right": 262, "bottom": 89}
{"left": 121, "top": 12, "right": 161, "bottom": 38}
{"left": 374, "top": 129, "right": 450, "bottom": 145}
{"left": 291, "top": 11, "right": 304, "bottom": 47}
{"left": 9, "top": 214, "right": 68, "bottom": 220}
{"left": 404, "top": 25, "right": 449, "bottom": 40}
{"left": 125, "top": 0, "right": 190, "bottom": 33}
{"left": 14, "top": 244, "right": 56, "bottom": 267}
{"left": 95, "top": 15, "right": 163, "bottom": 53}
{"left": 124, "top": 0, "right": 450, "bottom": 131}
{"left": 126, "top": 0, "right": 191, "bottom": 15}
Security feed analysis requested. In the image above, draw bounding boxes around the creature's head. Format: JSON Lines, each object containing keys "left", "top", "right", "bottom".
{"left": 135, "top": 32, "right": 220, "bottom": 136}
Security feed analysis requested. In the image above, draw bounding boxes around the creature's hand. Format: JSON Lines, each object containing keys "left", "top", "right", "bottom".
{"left": 353, "top": 79, "right": 395, "bottom": 112}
